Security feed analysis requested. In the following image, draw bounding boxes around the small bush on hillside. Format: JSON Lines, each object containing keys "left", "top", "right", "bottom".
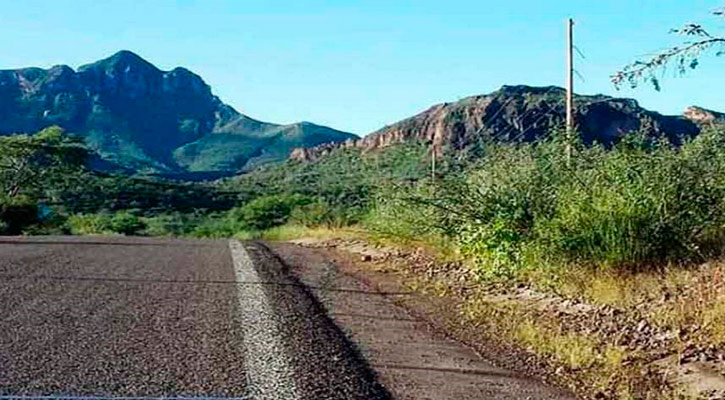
{"left": 289, "top": 200, "right": 360, "bottom": 227}
{"left": 142, "top": 213, "right": 197, "bottom": 237}
{"left": 190, "top": 213, "right": 247, "bottom": 238}
{"left": 364, "top": 185, "right": 442, "bottom": 241}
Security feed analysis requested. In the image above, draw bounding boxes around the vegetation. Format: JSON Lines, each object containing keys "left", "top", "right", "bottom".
{"left": 0, "top": 127, "right": 87, "bottom": 234}
{"left": 0, "top": 127, "right": 238, "bottom": 235}
{"left": 368, "top": 127, "right": 725, "bottom": 279}
{"left": 613, "top": 7, "right": 724, "bottom": 89}
{"left": 8, "top": 123, "right": 725, "bottom": 285}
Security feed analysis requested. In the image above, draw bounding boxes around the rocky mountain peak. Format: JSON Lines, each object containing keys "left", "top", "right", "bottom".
{"left": 0, "top": 51, "right": 355, "bottom": 177}
{"left": 80, "top": 50, "right": 159, "bottom": 74}
{"left": 291, "top": 85, "right": 719, "bottom": 162}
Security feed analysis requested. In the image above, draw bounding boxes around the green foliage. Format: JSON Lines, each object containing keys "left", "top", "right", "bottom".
{"left": 613, "top": 8, "right": 724, "bottom": 89}
{"left": 66, "top": 211, "right": 145, "bottom": 236}
{"left": 364, "top": 184, "right": 441, "bottom": 241}
{"left": 141, "top": 213, "right": 199, "bottom": 237}
{"left": 109, "top": 212, "right": 146, "bottom": 235}
{"left": 57, "top": 174, "right": 237, "bottom": 216}
{"left": 290, "top": 201, "right": 332, "bottom": 227}
{"left": 369, "top": 127, "right": 725, "bottom": 276}
{"left": 231, "top": 194, "right": 312, "bottom": 230}
{"left": 189, "top": 214, "right": 248, "bottom": 238}
{"left": 0, "top": 127, "right": 88, "bottom": 234}
{"left": 66, "top": 214, "right": 114, "bottom": 235}
{"left": 223, "top": 141, "right": 432, "bottom": 225}
{"left": 0, "top": 126, "right": 87, "bottom": 199}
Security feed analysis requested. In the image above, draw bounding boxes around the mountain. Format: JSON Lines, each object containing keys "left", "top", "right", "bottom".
{"left": 0, "top": 50, "right": 356, "bottom": 177}
{"left": 291, "top": 85, "right": 720, "bottom": 161}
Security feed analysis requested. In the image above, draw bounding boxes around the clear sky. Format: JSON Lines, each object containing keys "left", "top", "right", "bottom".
{"left": 1, "top": 0, "right": 723, "bottom": 135}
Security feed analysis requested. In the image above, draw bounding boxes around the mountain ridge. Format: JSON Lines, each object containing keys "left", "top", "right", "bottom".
{"left": 290, "top": 85, "right": 724, "bottom": 161}
{"left": 0, "top": 50, "right": 356, "bottom": 177}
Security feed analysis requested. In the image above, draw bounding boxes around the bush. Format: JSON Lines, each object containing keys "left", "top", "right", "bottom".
{"left": 142, "top": 213, "right": 196, "bottom": 237}
{"left": 67, "top": 211, "right": 146, "bottom": 236}
{"left": 109, "top": 212, "right": 146, "bottom": 236}
{"left": 67, "top": 214, "right": 113, "bottom": 235}
{"left": 369, "top": 127, "right": 725, "bottom": 276}
{"left": 190, "top": 213, "right": 247, "bottom": 238}
{"left": 232, "top": 194, "right": 312, "bottom": 230}
{"left": 290, "top": 201, "right": 331, "bottom": 227}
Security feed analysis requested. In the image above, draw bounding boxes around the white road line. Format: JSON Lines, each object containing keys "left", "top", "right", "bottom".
{"left": 228, "top": 240, "right": 302, "bottom": 400}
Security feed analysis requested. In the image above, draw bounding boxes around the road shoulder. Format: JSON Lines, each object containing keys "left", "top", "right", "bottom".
{"left": 269, "top": 241, "right": 574, "bottom": 400}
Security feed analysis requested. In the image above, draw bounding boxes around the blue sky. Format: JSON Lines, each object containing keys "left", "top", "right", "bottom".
{"left": 1, "top": 0, "right": 723, "bottom": 135}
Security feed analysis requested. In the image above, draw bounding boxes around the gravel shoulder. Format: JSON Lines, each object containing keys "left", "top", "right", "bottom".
{"left": 270, "top": 241, "right": 575, "bottom": 400}
{"left": 233, "top": 240, "right": 391, "bottom": 400}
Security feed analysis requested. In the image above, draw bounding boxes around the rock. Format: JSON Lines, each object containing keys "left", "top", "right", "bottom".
{"left": 292, "top": 85, "right": 711, "bottom": 162}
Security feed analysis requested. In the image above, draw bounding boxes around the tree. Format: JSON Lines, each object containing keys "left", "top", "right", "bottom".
{"left": 0, "top": 126, "right": 88, "bottom": 200}
{"left": 612, "top": 7, "right": 725, "bottom": 90}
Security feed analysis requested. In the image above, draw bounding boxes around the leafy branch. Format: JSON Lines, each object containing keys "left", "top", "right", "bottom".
{"left": 612, "top": 8, "right": 725, "bottom": 90}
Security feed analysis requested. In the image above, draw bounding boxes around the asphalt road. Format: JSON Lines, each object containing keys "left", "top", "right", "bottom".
{"left": 0, "top": 236, "right": 572, "bottom": 400}
{"left": 0, "top": 236, "right": 388, "bottom": 399}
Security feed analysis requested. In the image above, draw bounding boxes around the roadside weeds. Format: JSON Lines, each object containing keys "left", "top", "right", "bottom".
{"left": 284, "top": 233, "right": 725, "bottom": 400}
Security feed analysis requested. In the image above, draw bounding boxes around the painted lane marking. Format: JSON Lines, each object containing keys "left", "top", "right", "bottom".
{"left": 228, "top": 240, "right": 301, "bottom": 400}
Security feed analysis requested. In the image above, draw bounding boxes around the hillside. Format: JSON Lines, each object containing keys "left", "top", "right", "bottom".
{"left": 0, "top": 50, "right": 356, "bottom": 177}
{"left": 291, "top": 85, "right": 724, "bottom": 161}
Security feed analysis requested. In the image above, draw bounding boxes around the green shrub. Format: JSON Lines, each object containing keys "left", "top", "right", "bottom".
{"left": 67, "top": 211, "right": 146, "bottom": 236}
{"left": 190, "top": 213, "right": 247, "bottom": 238}
{"left": 232, "top": 194, "right": 312, "bottom": 230}
{"left": 290, "top": 201, "right": 331, "bottom": 227}
{"left": 67, "top": 214, "right": 113, "bottom": 235}
{"left": 370, "top": 127, "right": 725, "bottom": 276}
{"left": 142, "top": 213, "right": 196, "bottom": 237}
{"left": 109, "top": 212, "right": 146, "bottom": 236}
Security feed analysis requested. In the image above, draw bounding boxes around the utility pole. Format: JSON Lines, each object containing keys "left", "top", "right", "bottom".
{"left": 430, "top": 147, "right": 436, "bottom": 196}
{"left": 566, "top": 18, "right": 574, "bottom": 164}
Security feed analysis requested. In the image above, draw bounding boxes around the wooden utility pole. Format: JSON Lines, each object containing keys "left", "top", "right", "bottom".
{"left": 566, "top": 18, "right": 574, "bottom": 164}
{"left": 430, "top": 147, "right": 436, "bottom": 196}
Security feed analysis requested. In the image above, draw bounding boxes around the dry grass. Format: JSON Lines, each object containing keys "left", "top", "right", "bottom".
{"left": 260, "top": 224, "right": 362, "bottom": 241}
{"left": 285, "top": 232, "right": 725, "bottom": 398}
{"left": 701, "top": 295, "right": 725, "bottom": 346}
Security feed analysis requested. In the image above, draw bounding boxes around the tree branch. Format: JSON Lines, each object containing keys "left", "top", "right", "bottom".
{"left": 612, "top": 37, "right": 725, "bottom": 90}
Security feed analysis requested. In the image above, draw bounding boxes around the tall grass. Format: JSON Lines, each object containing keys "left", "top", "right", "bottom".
{"left": 367, "top": 127, "right": 725, "bottom": 276}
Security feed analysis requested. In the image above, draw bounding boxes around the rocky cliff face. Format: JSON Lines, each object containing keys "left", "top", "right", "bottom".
{"left": 291, "top": 85, "right": 714, "bottom": 161}
{"left": 0, "top": 51, "right": 356, "bottom": 176}
{"left": 683, "top": 106, "right": 725, "bottom": 125}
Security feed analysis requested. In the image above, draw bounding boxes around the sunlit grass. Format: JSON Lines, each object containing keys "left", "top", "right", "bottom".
{"left": 260, "top": 223, "right": 361, "bottom": 241}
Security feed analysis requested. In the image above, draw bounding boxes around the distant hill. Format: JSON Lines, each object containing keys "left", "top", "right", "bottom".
{"left": 0, "top": 50, "right": 356, "bottom": 177}
{"left": 291, "top": 85, "right": 724, "bottom": 161}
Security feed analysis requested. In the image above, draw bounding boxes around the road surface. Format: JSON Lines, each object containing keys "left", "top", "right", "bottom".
{"left": 0, "top": 236, "right": 573, "bottom": 399}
